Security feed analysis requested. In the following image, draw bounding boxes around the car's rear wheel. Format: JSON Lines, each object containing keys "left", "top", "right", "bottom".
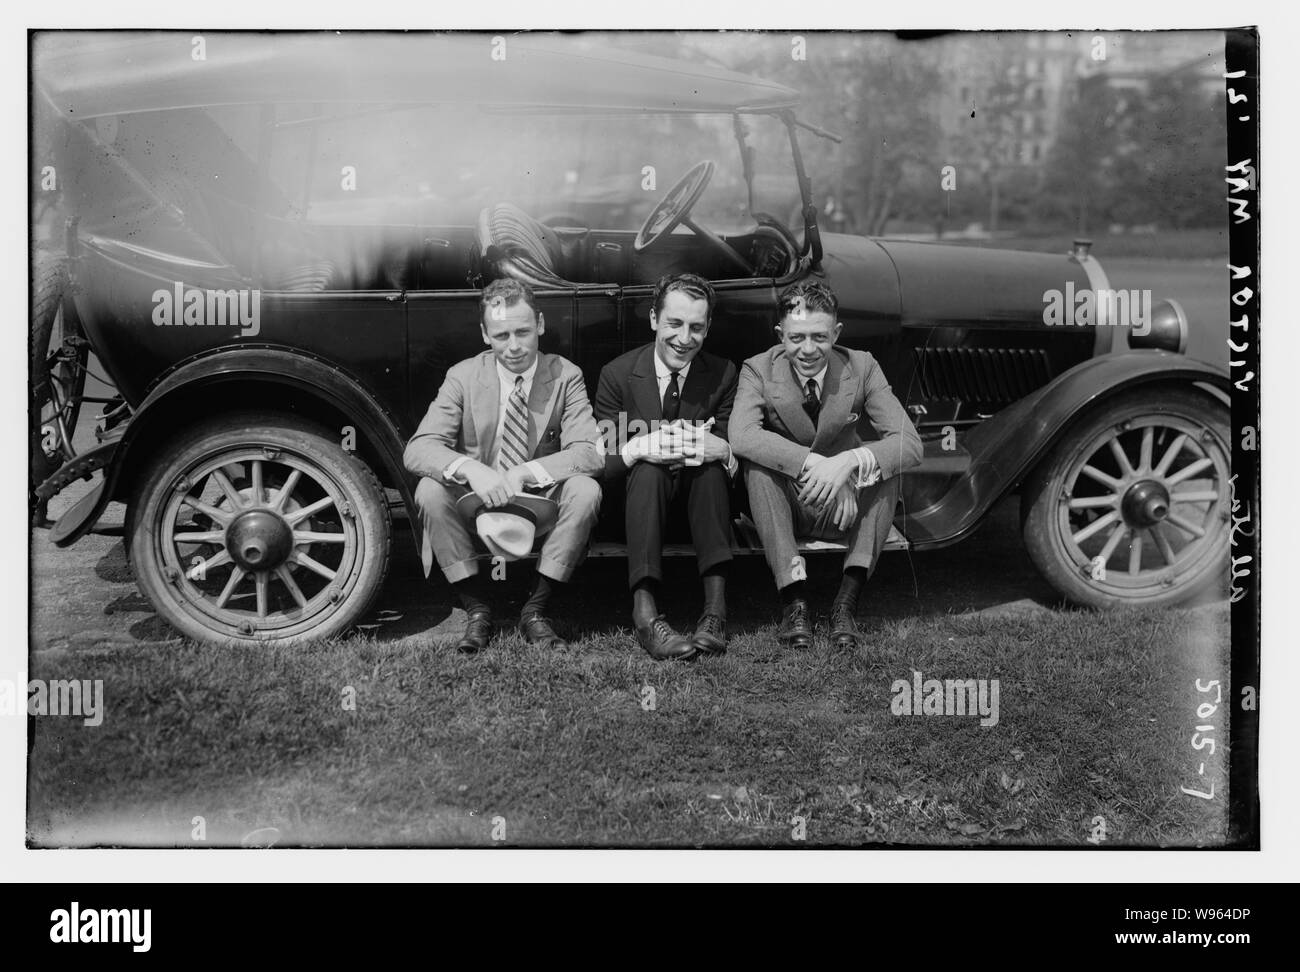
{"left": 1020, "top": 387, "right": 1230, "bottom": 609}
{"left": 129, "top": 414, "right": 391, "bottom": 646}
{"left": 30, "top": 251, "right": 87, "bottom": 519}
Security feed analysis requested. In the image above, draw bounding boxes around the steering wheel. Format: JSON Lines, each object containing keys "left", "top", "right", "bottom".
{"left": 634, "top": 160, "right": 754, "bottom": 275}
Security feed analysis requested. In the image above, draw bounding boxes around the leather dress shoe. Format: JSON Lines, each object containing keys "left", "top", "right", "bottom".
{"left": 455, "top": 609, "right": 493, "bottom": 653}
{"left": 828, "top": 603, "right": 861, "bottom": 651}
{"left": 520, "top": 614, "right": 568, "bottom": 650}
{"left": 691, "top": 613, "right": 727, "bottom": 656}
{"left": 777, "top": 599, "right": 812, "bottom": 648}
{"left": 635, "top": 615, "right": 696, "bottom": 661}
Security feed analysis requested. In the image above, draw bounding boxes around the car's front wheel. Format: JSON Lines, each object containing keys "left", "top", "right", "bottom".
{"left": 129, "top": 414, "right": 391, "bottom": 646}
{"left": 1020, "top": 387, "right": 1230, "bottom": 609}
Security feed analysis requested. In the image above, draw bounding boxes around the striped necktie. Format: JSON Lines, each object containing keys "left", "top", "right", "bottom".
{"left": 497, "top": 375, "right": 530, "bottom": 471}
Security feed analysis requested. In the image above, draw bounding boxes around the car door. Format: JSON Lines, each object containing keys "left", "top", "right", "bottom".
{"left": 618, "top": 278, "right": 778, "bottom": 367}
{"left": 407, "top": 288, "right": 580, "bottom": 434}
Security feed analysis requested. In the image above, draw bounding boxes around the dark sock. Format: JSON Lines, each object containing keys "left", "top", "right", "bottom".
{"left": 454, "top": 574, "right": 492, "bottom": 616}
{"left": 701, "top": 567, "right": 727, "bottom": 618}
{"left": 521, "top": 573, "right": 557, "bottom": 619}
{"left": 780, "top": 581, "right": 807, "bottom": 606}
{"left": 632, "top": 579, "right": 659, "bottom": 626}
{"left": 834, "top": 566, "right": 870, "bottom": 611}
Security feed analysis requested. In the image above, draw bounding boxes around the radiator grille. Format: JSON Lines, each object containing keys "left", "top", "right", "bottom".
{"left": 914, "top": 347, "right": 1054, "bottom": 403}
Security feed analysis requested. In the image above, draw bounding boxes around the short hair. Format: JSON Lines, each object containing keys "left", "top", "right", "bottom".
{"left": 481, "top": 277, "right": 540, "bottom": 325}
{"left": 652, "top": 272, "right": 715, "bottom": 320}
{"left": 778, "top": 280, "right": 838, "bottom": 323}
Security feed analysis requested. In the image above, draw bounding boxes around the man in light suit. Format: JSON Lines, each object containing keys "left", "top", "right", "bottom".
{"left": 594, "top": 273, "right": 739, "bottom": 661}
{"left": 404, "top": 278, "right": 603, "bottom": 652}
{"left": 730, "top": 280, "right": 922, "bottom": 651}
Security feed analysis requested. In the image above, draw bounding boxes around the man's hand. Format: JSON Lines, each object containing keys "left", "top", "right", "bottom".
{"left": 463, "top": 461, "right": 511, "bottom": 508}
{"left": 627, "top": 423, "right": 688, "bottom": 465}
{"left": 692, "top": 429, "right": 732, "bottom": 464}
{"left": 502, "top": 464, "right": 536, "bottom": 496}
{"left": 798, "top": 451, "right": 857, "bottom": 510}
{"left": 678, "top": 419, "right": 730, "bottom": 466}
{"left": 831, "top": 482, "right": 859, "bottom": 532}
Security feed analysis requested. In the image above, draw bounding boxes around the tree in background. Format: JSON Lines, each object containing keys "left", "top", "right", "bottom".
{"left": 1037, "top": 70, "right": 1224, "bottom": 234}
{"left": 637, "top": 32, "right": 944, "bottom": 236}
{"left": 1037, "top": 75, "right": 1126, "bottom": 235}
{"left": 611, "top": 31, "right": 1225, "bottom": 238}
{"left": 1108, "top": 75, "right": 1225, "bottom": 229}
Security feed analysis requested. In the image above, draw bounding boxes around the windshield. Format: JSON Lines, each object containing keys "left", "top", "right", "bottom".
{"left": 255, "top": 105, "right": 803, "bottom": 237}
{"left": 49, "top": 100, "right": 807, "bottom": 282}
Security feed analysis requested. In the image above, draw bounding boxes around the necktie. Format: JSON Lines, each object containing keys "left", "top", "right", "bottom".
{"left": 497, "top": 375, "right": 530, "bottom": 471}
{"left": 663, "top": 370, "right": 682, "bottom": 422}
{"left": 803, "top": 378, "right": 820, "bottom": 425}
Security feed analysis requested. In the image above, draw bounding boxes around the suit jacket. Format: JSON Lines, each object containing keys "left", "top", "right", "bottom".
{"left": 730, "top": 345, "right": 922, "bottom": 481}
{"left": 593, "top": 344, "right": 739, "bottom": 479}
{"left": 404, "top": 350, "right": 603, "bottom": 483}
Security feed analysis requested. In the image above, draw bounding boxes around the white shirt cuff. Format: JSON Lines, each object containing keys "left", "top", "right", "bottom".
{"left": 854, "top": 446, "right": 883, "bottom": 487}
{"left": 443, "top": 456, "right": 471, "bottom": 484}
{"left": 723, "top": 443, "right": 739, "bottom": 478}
{"left": 523, "top": 460, "right": 554, "bottom": 489}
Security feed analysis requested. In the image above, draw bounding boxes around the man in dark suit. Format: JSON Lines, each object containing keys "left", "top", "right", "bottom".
{"left": 730, "top": 280, "right": 922, "bottom": 651}
{"left": 594, "top": 273, "right": 739, "bottom": 661}
{"left": 404, "top": 278, "right": 603, "bottom": 653}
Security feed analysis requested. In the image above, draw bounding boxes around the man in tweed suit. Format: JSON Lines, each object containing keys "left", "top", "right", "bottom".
{"left": 730, "top": 280, "right": 921, "bottom": 651}
{"left": 404, "top": 278, "right": 603, "bottom": 652}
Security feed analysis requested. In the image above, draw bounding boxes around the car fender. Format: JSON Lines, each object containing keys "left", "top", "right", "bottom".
{"left": 902, "top": 350, "right": 1230, "bottom": 548}
{"left": 50, "top": 345, "right": 417, "bottom": 548}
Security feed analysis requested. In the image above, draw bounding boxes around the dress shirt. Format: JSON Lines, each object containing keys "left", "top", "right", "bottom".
{"left": 621, "top": 351, "right": 739, "bottom": 475}
{"left": 444, "top": 358, "right": 553, "bottom": 488}
{"left": 795, "top": 363, "right": 882, "bottom": 487}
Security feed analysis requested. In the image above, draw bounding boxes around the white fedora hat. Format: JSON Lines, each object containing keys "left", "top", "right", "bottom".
{"left": 455, "top": 492, "right": 559, "bottom": 562}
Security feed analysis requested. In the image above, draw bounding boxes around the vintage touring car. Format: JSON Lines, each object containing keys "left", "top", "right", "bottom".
{"left": 31, "top": 32, "right": 1230, "bottom": 646}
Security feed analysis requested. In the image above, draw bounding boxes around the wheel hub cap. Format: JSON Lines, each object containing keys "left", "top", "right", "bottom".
{"left": 1121, "top": 479, "right": 1171, "bottom": 527}
{"left": 226, "top": 509, "right": 293, "bottom": 571}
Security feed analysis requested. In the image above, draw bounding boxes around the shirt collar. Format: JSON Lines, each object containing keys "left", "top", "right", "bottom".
{"left": 791, "top": 361, "right": 828, "bottom": 392}
{"left": 496, "top": 357, "right": 539, "bottom": 389}
{"left": 653, "top": 349, "right": 691, "bottom": 383}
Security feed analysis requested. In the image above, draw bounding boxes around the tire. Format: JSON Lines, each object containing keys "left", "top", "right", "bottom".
{"left": 1020, "top": 387, "right": 1230, "bottom": 609}
{"left": 30, "top": 251, "right": 90, "bottom": 520}
{"left": 128, "top": 413, "right": 392, "bottom": 646}
{"left": 30, "top": 251, "right": 68, "bottom": 394}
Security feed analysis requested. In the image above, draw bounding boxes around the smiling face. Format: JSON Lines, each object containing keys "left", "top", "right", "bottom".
{"left": 777, "top": 310, "right": 842, "bottom": 378}
{"left": 482, "top": 297, "right": 545, "bottom": 374}
{"left": 651, "top": 289, "right": 711, "bottom": 371}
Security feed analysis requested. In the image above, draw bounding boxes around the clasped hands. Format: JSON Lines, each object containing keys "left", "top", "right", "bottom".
{"left": 463, "top": 460, "right": 538, "bottom": 509}
{"left": 626, "top": 418, "right": 730, "bottom": 469}
{"left": 799, "top": 451, "right": 860, "bottom": 532}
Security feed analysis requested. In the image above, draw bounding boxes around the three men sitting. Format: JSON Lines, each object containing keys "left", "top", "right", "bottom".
{"left": 404, "top": 276, "right": 919, "bottom": 655}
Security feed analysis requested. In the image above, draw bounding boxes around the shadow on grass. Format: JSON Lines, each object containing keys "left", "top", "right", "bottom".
{"left": 364, "top": 498, "right": 1064, "bottom": 646}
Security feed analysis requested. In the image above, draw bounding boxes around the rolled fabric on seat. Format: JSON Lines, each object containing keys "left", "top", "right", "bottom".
{"left": 477, "top": 203, "right": 567, "bottom": 286}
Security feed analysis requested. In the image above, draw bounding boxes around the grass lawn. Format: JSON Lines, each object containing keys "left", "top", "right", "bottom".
{"left": 28, "top": 593, "right": 1231, "bottom": 848}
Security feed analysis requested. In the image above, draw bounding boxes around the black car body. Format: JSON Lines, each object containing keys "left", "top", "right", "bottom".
{"left": 31, "top": 32, "right": 1231, "bottom": 644}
